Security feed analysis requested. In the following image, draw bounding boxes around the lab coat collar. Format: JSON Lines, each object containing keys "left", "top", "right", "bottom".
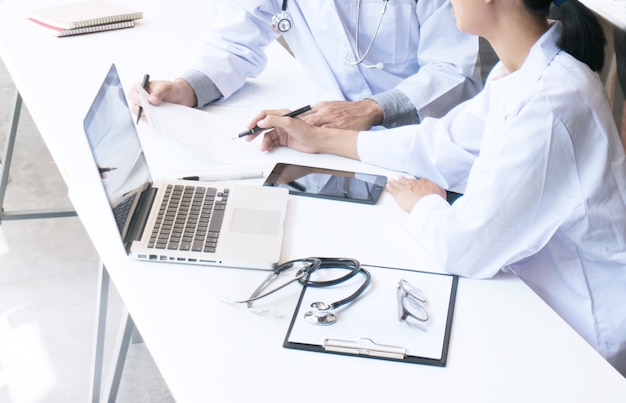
{"left": 487, "top": 22, "right": 561, "bottom": 85}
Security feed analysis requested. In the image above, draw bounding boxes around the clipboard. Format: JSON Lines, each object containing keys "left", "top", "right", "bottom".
{"left": 283, "top": 265, "right": 458, "bottom": 366}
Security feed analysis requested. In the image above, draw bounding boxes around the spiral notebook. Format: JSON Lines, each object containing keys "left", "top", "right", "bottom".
{"left": 27, "top": 18, "right": 135, "bottom": 37}
{"left": 27, "top": 0, "right": 142, "bottom": 30}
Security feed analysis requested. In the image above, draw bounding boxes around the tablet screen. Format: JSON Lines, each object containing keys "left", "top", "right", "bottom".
{"left": 263, "top": 163, "right": 387, "bottom": 204}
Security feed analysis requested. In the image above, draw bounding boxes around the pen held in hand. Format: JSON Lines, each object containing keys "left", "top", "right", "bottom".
{"left": 98, "top": 167, "right": 117, "bottom": 174}
{"left": 234, "top": 105, "right": 312, "bottom": 139}
{"left": 135, "top": 73, "right": 150, "bottom": 124}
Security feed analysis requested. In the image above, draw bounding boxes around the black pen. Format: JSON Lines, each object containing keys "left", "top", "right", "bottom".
{"left": 98, "top": 167, "right": 117, "bottom": 174}
{"left": 136, "top": 73, "right": 150, "bottom": 124}
{"left": 235, "top": 105, "right": 312, "bottom": 138}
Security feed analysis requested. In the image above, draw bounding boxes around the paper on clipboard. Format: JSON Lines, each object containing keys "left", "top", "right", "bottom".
{"left": 283, "top": 265, "right": 457, "bottom": 366}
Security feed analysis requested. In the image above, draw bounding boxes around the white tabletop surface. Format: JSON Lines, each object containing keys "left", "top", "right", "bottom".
{"left": 2, "top": 1, "right": 626, "bottom": 402}
{"left": 581, "top": 0, "right": 626, "bottom": 30}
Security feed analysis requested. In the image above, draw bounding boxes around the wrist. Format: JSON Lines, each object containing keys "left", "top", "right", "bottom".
{"left": 358, "top": 98, "right": 384, "bottom": 127}
{"left": 173, "top": 78, "right": 198, "bottom": 107}
{"left": 316, "top": 127, "right": 360, "bottom": 159}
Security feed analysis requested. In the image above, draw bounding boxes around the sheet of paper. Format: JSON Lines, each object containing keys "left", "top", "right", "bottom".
{"left": 286, "top": 266, "right": 455, "bottom": 360}
{"left": 138, "top": 88, "right": 227, "bottom": 162}
{"left": 138, "top": 74, "right": 318, "bottom": 167}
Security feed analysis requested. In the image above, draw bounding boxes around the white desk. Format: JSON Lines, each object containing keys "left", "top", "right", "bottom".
{"left": 1, "top": 1, "right": 625, "bottom": 402}
{"left": 581, "top": 0, "right": 626, "bottom": 30}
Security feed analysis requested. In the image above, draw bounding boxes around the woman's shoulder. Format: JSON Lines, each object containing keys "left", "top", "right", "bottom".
{"left": 541, "top": 51, "right": 606, "bottom": 103}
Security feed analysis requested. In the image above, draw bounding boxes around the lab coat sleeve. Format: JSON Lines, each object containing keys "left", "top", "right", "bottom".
{"left": 368, "top": 89, "right": 420, "bottom": 128}
{"left": 395, "top": 0, "right": 481, "bottom": 119}
{"left": 357, "top": 94, "right": 485, "bottom": 192}
{"left": 405, "top": 108, "right": 583, "bottom": 279}
{"left": 180, "top": 0, "right": 281, "bottom": 104}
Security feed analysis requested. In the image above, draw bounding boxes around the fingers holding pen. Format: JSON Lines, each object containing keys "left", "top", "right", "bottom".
{"left": 242, "top": 108, "right": 291, "bottom": 142}
{"left": 128, "top": 78, "right": 198, "bottom": 112}
{"left": 254, "top": 111, "right": 320, "bottom": 154}
{"left": 256, "top": 114, "right": 298, "bottom": 151}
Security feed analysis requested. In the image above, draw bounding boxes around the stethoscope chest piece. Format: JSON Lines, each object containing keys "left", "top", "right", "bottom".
{"left": 272, "top": 0, "right": 292, "bottom": 33}
{"left": 304, "top": 301, "right": 337, "bottom": 325}
{"left": 271, "top": 12, "right": 292, "bottom": 33}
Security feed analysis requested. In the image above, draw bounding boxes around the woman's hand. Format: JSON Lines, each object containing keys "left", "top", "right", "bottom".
{"left": 244, "top": 108, "right": 360, "bottom": 159}
{"left": 386, "top": 177, "right": 447, "bottom": 213}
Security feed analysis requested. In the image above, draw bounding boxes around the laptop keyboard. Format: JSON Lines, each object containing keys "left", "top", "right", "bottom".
{"left": 113, "top": 193, "right": 137, "bottom": 233}
{"left": 148, "top": 184, "right": 229, "bottom": 253}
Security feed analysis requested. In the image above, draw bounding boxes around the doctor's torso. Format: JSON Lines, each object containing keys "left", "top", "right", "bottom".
{"left": 205, "top": 0, "right": 474, "bottom": 104}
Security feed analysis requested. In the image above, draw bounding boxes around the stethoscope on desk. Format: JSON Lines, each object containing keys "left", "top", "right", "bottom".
{"left": 223, "top": 257, "right": 371, "bottom": 325}
{"left": 272, "top": 0, "right": 389, "bottom": 69}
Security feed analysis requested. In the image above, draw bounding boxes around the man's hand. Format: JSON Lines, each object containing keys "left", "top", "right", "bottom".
{"left": 128, "top": 78, "right": 198, "bottom": 113}
{"left": 300, "top": 99, "right": 383, "bottom": 130}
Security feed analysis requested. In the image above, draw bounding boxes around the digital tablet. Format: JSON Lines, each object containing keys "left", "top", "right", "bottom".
{"left": 263, "top": 163, "right": 387, "bottom": 204}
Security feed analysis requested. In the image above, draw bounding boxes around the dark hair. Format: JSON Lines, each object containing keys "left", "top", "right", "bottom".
{"left": 523, "top": 0, "right": 606, "bottom": 72}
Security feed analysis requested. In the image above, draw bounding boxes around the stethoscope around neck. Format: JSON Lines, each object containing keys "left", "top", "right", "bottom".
{"left": 272, "top": 0, "right": 389, "bottom": 69}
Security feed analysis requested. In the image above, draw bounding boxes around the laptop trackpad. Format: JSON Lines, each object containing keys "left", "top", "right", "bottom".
{"left": 229, "top": 208, "right": 281, "bottom": 235}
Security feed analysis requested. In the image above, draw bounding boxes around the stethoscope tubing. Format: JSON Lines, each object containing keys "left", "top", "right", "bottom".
{"left": 236, "top": 257, "right": 371, "bottom": 309}
{"left": 297, "top": 257, "right": 371, "bottom": 310}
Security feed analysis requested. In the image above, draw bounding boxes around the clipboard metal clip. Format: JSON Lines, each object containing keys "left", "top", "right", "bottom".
{"left": 324, "top": 337, "right": 407, "bottom": 360}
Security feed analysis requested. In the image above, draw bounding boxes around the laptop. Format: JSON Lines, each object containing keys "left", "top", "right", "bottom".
{"left": 83, "top": 64, "right": 289, "bottom": 270}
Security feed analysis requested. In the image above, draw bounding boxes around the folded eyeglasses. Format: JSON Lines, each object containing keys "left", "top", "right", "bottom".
{"left": 397, "top": 279, "right": 430, "bottom": 331}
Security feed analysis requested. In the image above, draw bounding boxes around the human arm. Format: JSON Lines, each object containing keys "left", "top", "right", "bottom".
{"left": 389, "top": 0, "right": 481, "bottom": 123}
{"left": 180, "top": 1, "right": 280, "bottom": 106}
{"left": 300, "top": 90, "right": 417, "bottom": 131}
{"left": 249, "top": 90, "right": 485, "bottom": 192}
{"left": 299, "top": 1, "right": 481, "bottom": 130}
{"left": 129, "top": 1, "right": 279, "bottom": 111}
{"left": 357, "top": 93, "right": 485, "bottom": 193}
{"left": 246, "top": 109, "right": 360, "bottom": 159}
{"left": 398, "top": 113, "right": 581, "bottom": 279}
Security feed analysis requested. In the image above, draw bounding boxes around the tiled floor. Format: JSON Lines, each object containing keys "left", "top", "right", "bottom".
{"left": 0, "top": 60, "right": 174, "bottom": 402}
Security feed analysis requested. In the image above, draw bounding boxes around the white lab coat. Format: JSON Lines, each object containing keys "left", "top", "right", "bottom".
{"left": 358, "top": 23, "right": 626, "bottom": 374}
{"left": 185, "top": 0, "right": 481, "bottom": 120}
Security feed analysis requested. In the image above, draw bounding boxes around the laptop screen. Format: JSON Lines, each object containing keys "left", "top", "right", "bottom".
{"left": 83, "top": 64, "right": 152, "bottom": 240}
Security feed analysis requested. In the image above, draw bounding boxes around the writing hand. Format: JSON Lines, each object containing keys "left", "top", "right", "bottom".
{"left": 127, "top": 78, "right": 198, "bottom": 114}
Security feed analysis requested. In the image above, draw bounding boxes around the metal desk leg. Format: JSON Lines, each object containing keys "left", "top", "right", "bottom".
{"left": 0, "top": 90, "right": 22, "bottom": 212}
{"left": 102, "top": 309, "right": 135, "bottom": 402}
{"left": 0, "top": 90, "right": 76, "bottom": 222}
{"left": 89, "top": 263, "right": 136, "bottom": 403}
{"left": 89, "top": 263, "right": 110, "bottom": 403}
